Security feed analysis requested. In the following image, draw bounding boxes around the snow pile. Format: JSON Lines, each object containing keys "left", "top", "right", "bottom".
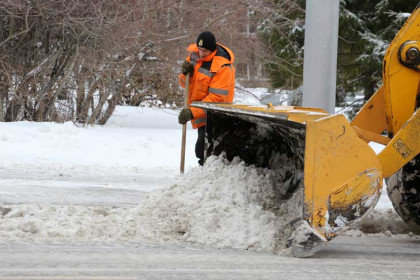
{"left": 141, "top": 156, "right": 280, "bottom": 250}
{"left": 350, "top": 208, "right": 419, "bottom": 235}
{"left": 0, "top": 154, "right": 418, "bottom": 254}
{"left": 0, "top": 156, "right": 304, "bottom": 254}
{"left": 141, "top": 156, "right": 304, "bottom": 253}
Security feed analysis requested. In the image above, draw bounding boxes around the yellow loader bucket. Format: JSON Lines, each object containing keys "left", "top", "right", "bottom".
{"left": 192, "top": 102, "right": 383, "bottom": 257}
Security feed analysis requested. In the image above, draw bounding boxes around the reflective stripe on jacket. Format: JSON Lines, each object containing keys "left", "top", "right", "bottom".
{"left": 179, "top": 43, "right": 235, "bottom": 129}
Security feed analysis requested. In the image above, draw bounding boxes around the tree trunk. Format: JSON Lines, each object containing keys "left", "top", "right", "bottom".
{"left": 35, "top": 52, "right": 71, "bottom": 121}
{"left": 97, "top": 77, "right": 130, "bottom": 125}
{"left": 0, "top": 75, "right": 9, "bottom": 122}
{"left": 97, "top": 89, "right": 124, "bottom": 125}
{"left": 78, "top": 79, "right": 99, "bottom": 124}
{"left": 75, "top": 62, "right": 86, "bottom": 120}
{"left": 5, "top": 81, "right": 30, "bottom": 122}
{"left": 89, "top": 87, "right": 109, "bottom": 124}
{"left": 44, "top": 46, "right": 79, "bottom": 121}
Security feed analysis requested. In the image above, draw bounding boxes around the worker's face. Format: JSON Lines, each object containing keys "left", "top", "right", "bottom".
{"left": 198, "top": 47, "right": 212, "bottom": 59}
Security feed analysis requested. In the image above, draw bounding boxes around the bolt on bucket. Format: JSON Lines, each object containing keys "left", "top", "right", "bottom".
{"left": 192, "top": 102, "right": 383, "bottom": 257}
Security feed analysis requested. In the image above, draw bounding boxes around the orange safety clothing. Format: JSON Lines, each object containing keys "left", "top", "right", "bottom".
{"left": 179, "top": 43, "right": 235, "bottom": 129}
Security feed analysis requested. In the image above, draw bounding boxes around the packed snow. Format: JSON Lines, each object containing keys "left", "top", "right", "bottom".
{"left": 0, "top": 104, "right": 417, "bottom": 257}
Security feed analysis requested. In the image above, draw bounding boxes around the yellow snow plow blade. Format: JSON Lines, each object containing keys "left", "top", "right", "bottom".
{"left": 192, "top": 102, "right": 383, "bottom": 257}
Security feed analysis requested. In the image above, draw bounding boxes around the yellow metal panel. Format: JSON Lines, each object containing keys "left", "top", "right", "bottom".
{"left": 350, "top": 86, "right": 387, "bottom": 135}
{"left": 204, "top": 103, "right": 330, "bottom": 124}
{"left": 329, "top": 170, "right": 382, "bottom": 211}
{"left": 383, "top": 8, "right": 420, "bottom": 134}
{"left": 285, "top": 112, "right": 327, "bottom": 124}
{"left": 304, "top": 115, "right": 382, "bottom": 238}
{"left": 378, "top": 108, "right": 420, "bottom": 178}
{"left": 327, "top": 169, "right": 382, "bottom": 236}
{"left": 352, "top": 126, "right": 391, "bottom": 145}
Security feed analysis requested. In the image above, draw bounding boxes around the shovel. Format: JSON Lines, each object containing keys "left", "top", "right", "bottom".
{"left": 180, "top": 74, "right": 190, "bottom": 174}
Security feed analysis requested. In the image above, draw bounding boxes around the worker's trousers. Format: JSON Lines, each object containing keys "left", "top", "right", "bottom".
{"left": 195, "top": 126, "right": 205, "bottom": 166}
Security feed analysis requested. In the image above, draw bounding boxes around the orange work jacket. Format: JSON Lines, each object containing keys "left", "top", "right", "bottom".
{"left": 179, "top": 43, "right": 235, "bottom": 129}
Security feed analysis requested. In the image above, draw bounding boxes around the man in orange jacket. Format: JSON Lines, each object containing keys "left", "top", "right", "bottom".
{"left": 178, "top": 31, "right": 235, "bottom": 166}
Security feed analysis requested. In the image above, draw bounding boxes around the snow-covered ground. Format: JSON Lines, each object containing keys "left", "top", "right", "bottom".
{"left": 0, "top": 104, "right": 418, "bottom": 278}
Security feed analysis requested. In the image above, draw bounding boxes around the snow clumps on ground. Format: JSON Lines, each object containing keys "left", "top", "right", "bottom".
{"left": 0, "top": 157, "right": 303, "bottom": 253}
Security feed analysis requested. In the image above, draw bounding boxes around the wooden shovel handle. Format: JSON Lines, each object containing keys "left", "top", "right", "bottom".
{"left": 180, "top": 74, "right": 190, "bottom": 174}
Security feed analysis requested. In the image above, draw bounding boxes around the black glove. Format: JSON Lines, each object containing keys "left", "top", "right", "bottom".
{"left": 178, "top": 108, "right": 194, "bottom": 125}
{"left": 181, "top": 60, "right": 194, "bottom": 76}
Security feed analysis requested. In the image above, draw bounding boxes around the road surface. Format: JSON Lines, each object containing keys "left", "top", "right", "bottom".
{"left": 0, "top": 235, "right": 419, "bottom": 280}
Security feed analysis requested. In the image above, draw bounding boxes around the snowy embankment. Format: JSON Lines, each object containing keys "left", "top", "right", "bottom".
{"left": 0, "top": 105, "right": 417, "bottom": 255}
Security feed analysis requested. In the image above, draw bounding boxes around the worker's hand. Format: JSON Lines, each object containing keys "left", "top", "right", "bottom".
{"left": 181, "top": 60, "right": 194, "bottom": 76}
{"left": 178, "top": 108, "right": 194, "bottom": 125}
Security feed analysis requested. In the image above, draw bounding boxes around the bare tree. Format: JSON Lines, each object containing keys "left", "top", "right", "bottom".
{"left": 0, "top": 0, "right": 270, "bottom": 124}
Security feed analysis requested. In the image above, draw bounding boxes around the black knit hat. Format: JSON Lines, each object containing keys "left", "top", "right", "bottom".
{"left": 196, "top": 31, "right": 216, "bottom": 51}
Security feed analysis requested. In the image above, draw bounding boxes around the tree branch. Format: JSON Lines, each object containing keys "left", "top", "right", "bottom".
{"left": 0, "top": 4, "right": 31, "bottom": 48}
